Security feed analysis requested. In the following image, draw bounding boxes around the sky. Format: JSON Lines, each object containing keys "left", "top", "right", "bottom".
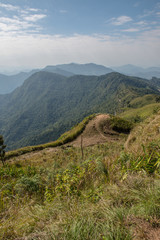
{"left": 0, "top": 0, "right": 160, "bottom": 72}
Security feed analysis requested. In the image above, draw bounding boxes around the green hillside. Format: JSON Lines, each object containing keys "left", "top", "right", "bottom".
{"left": 150, "top": 77, "right": 160, "bottom": 88}
{"left": 119, "top": 102, "right": 160, "bottom": 122}
{"left": 0, "top": 71, "right": 159, "bottom": 150}
{"left": 0, "top": 111, "right": 160, "bottom": 240}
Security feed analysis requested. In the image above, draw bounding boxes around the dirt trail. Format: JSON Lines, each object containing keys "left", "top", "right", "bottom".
{"left": 7, "top": 114, "right": 121, "bottom": 162}
{"left": 70, "top": 114, "right": 120, "bottom": 147}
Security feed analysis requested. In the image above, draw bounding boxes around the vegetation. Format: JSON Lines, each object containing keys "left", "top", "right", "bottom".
{"left": 0, "top": 110, "right": 160, "bottom": 239}
{"left": 110, "top": 116, "right": 134, "bottom": 133}
{"left": 119, "top": 102, "right": 160, "bottom": 122}
{"left": 0, "top": 135, "right": 6, "bottom": 166}
{"left": 0, "top": 70, "right": 160, "bottom": 239}
{"left": 0, "top": 71, "right": 159, "bottom": 150}
{"left": 127, "top": 94, "right": 160, "bottom": 108}
{"left": 5, "top": 114, "right": 95, "bottom": 160}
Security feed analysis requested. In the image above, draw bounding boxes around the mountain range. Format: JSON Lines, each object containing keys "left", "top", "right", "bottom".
{"left": 0, "top": 63, "right": 113, "bottom": 94}
{"left": 112, "top": 64, "right": 160, "bottom": 79}
{"left": 0, "top": 70, "right": 159, "bottom": 150}
{"left": 1, "top": 63, "right": 160, "bottom": 95}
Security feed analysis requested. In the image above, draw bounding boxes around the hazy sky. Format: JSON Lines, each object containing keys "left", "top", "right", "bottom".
{"left": 0, "top": 0, "right": 160, "bottom": 71}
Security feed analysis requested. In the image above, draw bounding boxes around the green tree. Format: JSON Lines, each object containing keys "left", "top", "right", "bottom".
{"left": 0, "top": 135, "right": 6, "bottom": 166}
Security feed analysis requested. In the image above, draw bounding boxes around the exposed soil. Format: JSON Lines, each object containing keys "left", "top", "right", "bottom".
{"left": 69, "top": 114, "right": 121, "bottom": 147}
{"left": 126, "top": 216, "right": 160, "bottom": 240}
{"left": 7, "top": 114, "right": 122, "bottom": 162}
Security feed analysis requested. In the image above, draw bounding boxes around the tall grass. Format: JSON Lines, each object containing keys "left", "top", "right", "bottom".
{"left": 0, "top": 138, "right": 160, "bottom": 239}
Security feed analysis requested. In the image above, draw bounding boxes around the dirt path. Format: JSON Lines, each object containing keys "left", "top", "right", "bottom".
{"left": 7, "top": 114, "right": 121, "bottom": 162}
{"left": 70, "top": 114, "right": 120, "bottom": 147}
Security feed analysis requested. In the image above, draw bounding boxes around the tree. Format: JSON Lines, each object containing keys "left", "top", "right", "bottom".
{"left": 0, "top": 135, "right": 6, "bottom": 166}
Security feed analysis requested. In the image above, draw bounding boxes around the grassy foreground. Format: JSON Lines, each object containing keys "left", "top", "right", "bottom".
{"left": 0, "top": 143, "right": 160, "bottom": 239}
{"left": 0, "top": 112, "right": 160, "bottom": 239}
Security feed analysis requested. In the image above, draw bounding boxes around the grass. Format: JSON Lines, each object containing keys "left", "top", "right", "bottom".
{"left": 128, "top": 94, "right": 159, "bottom": 109}
{"left": 0, "top": 111, "right": 160, "bottom": 239}
{"left": 0, "top": 136, "right": 160, "bottom": 239}
{"left": 5, "top": 113, "right": 133, "bottom": 161}
{"left": 119, "top": 102, "right": 160, "bottom": 122}
{"left": 125, "top": 109, "right": 160, "bottom": 153}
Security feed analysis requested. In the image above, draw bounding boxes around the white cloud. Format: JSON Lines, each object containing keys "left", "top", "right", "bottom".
{"left": 23, "top": 14, "right": 46, "bottom": 22}
{"left": 27, "top": 8, "right": 40, "bottom": 12}
{"left": 136, "top": 21, "right": 147, "bottom": 26}
{"left": 139, "top": 10, "right": 154, "bottom": 18}
{"left": 0, "top": 16, "right": 42, "bottom": 33}
{"left": 110, "top": 16, "right": 133, "bottom": 26}
{"left": 0, "top": 3, "right": 47, "bottom": 34}
{"left": 122, "top": 28, "right": 140, "bottom": 32}
{"left": 0, "top": 3, "right": 19, "bottom": 11}
{"left": 0, "top": 29, "right": 159, "bottom": 70}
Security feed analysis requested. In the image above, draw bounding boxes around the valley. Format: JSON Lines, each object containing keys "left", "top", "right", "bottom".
{"left": 0, "top": 68, "right": 159, "bottom": 151}
{"left": 0, "top": 63, "right": 160, "bottom": 239}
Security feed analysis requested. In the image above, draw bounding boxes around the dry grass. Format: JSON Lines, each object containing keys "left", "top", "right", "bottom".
{"left": 0, "top": 112, "right": 160, "bottom": 239}
{"left": 125, "top": 110, "right": 160, "bottom": 153}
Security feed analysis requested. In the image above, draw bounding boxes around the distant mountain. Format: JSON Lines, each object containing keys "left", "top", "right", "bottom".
{"left": 112, "top": 64, "right": 160, "bottom": 79}
{"left": 43, "top": 66, "right": 74, "bottom": 77}
{"left": 112, "top": 64, "right": 144, "bottom": 75}
{"left": 0, "top": 70, "right": 39, "bottom": 94}
{"left": 53, "top": 63, "right": 114, "bottom": 75}
{"left": 0, "top": 71, "right": 159, "bottom": 150}
{"left": 1, "top": 63, "right": 160, "bottom": 95}
{"left": 0, "top": 63, "right": 113, "bottom": 94}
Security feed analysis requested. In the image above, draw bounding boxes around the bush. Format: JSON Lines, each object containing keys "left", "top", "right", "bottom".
{"left": 110, "top": 116, "right": 134, "bottom": 133}
{"left": 15, "top": 175, "right": 43, "bottom": 195}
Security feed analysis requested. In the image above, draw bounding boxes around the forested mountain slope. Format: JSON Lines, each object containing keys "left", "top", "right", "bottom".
{"left": 0, "top": 71, "right": 159, "bottom": 150}
{"left": 0, "top": 71, "right": 38, "bottom": 94}
{"left": 0, "top": 63, "right": 113, "bottom": 94}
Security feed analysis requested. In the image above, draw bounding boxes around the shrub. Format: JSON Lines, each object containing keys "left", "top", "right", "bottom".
{"left": 110, "top": 116, "right": 134, "bottom": 133}
{"left": 0, "top": 135, "right": 6, "bottom": 165}
{"left": 15, "top": 175, "right": 43, "bottom": 195}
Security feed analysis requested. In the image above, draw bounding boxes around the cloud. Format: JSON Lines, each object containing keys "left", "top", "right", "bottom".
{"left": 0, "top": 29, "right": 159, "bottom": 70}
{"left": 136, "top": 21, "right": 147, "bottom": 26}
{"left": 0, "top": 4, "right": 47, "bottom": 34}
{"left": 27, "top": 8, "right": 40, "bottom": 12}
{"left": 122, "top": 28, "right": 140, "bottom": 32}
{"left": 0, "top": 3, "right": 19, "bottom": 11}
{"left": 23, "top": 14, "right": 46, "bottom": 22}
{"left": 110, "top": 16, "right": 133, "bottom": 26}
{"left": 0, "top": 16, "right": 43, "bottom": 33}
{"left": 139, "top": 10, "right": 154, "bottom": 18}
{"left": 59, "top": 10, "right": 68, "bottom": 14}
